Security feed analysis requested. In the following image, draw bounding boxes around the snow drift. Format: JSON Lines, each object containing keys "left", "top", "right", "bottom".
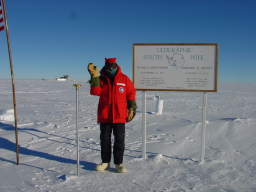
{"left": 0, "top": 109, "right": 14, "bottom": 122}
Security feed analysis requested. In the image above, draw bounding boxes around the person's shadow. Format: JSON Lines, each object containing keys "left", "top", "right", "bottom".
{"left": 0, "top": 122, "right": 97, "bottom": 171}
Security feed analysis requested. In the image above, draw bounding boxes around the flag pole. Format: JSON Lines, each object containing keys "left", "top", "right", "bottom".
{"left": 1, "top": 0, "right": 19, "bottom": 165}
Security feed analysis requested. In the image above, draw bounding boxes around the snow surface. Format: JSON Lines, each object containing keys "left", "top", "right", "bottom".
{"left": 1, "top": 80, "right": 256, "bottom": 192}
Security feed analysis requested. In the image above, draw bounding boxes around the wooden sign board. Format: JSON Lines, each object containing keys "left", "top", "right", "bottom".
{"left": 133, "top": 43, "right": 219, "bottom": 92}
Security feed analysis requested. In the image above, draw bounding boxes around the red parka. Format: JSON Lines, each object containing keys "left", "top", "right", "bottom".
{"left": 90, "top": 66, "right": 136, "bottom": 123}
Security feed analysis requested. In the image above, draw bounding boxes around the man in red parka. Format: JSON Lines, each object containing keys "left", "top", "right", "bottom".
{"left": 88, "top": 58, "right": 137, "bottom": 173}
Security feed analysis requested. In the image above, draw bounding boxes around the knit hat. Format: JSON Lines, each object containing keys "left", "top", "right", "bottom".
{"left": 105, "top": 58, "right": 117, "bottom": 64}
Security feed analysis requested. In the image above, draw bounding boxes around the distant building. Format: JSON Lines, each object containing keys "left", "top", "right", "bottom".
{"left": 56, "top": 75, "right": 69, "bottom": 81}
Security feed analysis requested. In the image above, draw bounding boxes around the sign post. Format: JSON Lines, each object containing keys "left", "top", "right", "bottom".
{"left": 133, "top": 43, "right": 218, "bottom": 163}
{"left": 200, "top": 92, "right": 208, "bottom": 164}
{"left": 142, "top": 91, "right": 147, "bottom": 159}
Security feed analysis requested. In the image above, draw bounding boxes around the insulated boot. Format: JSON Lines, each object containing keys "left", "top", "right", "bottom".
{"left": 96, "top": 163, "right": 110, "bottom": 171}
{"left": 115, "top": 164, "right": 128, "bottom": 173}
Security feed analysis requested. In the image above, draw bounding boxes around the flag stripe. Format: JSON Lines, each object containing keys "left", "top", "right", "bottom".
{"left": 0, "top": 2, "right": 5, "bottom": 31}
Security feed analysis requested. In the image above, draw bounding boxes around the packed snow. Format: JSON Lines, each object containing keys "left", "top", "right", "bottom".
{"left": 1, "top": 79, "right": 256, "bottom": 192}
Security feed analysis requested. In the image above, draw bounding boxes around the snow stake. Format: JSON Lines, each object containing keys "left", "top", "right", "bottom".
{"left": 73, "top": 83, "right": 82, "bottom": 176}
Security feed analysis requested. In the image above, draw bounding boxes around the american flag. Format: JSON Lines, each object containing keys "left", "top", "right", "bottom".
{"left": 0, "top": 1, "right": 5, "bottom": 31}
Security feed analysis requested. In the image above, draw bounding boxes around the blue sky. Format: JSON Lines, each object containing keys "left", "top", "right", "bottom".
{"left": 0, "top": 0, "right": 256, "bottom": 83}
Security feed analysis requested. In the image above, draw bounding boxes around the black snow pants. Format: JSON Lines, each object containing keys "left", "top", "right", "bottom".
{"left": 100, "top": 123, "right": 125, "bottom": 165}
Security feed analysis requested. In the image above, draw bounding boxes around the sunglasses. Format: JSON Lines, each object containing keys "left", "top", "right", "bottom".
{"left": 105, "top": 62, "right": 117, "bottom": 69}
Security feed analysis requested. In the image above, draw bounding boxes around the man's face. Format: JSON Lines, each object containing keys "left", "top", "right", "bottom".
{"left": 105, "top": 62, "right": 117, "bottom": 70}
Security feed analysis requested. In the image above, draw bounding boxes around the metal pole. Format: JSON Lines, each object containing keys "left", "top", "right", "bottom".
{"left": 142, "top": 91, "right": 147, "bottom": 159}
{"left": 1, "top": 0, "right": 19, "bottom": 165}
{"left": 200, "top": 92, "right": 207, "bottom": 164}
{"left": 73, "top": 84, "right": 82, "bottom": 176}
